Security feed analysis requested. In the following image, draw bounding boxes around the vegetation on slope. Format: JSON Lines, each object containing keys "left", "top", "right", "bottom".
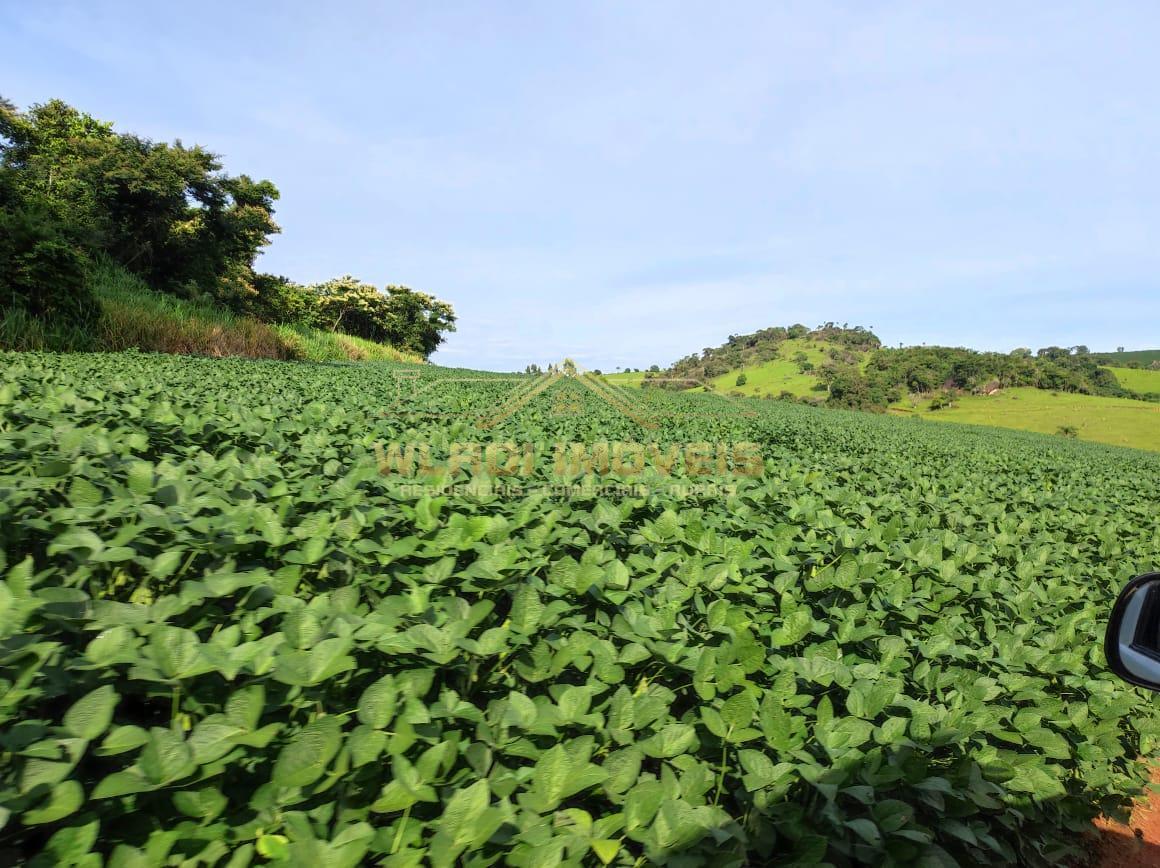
{"left": 662, "top": 322, "right": 878, "bottom": 384}
{"left": 0, "top": 97, "right": 455, "bottom": 360}
{"left": 0, "top": 259, "right": 421, "bottom": 362}
{"left": 1105, "top": 366, "right": 1160, "bottom": 399}
{"left": 651, "top": 325, "right": 1154, "bottom": 411}
{"left": 893, "top": 387, "right": 1160, "bottom": 452}
{"left": 602, "top": 370, "right": 648, "bottom": 387}
{"left": 1092, "top": 349, "right": 1160, "bottom": 367}
{"left": 707, "top": 338, "right": 833, "bottom": 398}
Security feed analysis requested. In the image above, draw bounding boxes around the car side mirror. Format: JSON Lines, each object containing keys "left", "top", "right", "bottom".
{"left": 1106, "top": 572, "right": 1160, "bottom": 691}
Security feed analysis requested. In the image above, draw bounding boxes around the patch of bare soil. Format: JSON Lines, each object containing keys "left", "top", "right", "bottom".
{"left": 1094, "top": 767, "right": 1160, "bottom": 867}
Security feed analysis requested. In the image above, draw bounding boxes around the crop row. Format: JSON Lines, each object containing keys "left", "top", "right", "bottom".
{"left": 2, "top": 352, "right": 1160, "bottom": 865}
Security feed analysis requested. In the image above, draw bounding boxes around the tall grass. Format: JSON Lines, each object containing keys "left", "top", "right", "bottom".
{"left": 94, "top": 262, "right": 292, "bottom": 359}
{"left": 0, "top": 259, "right": 422, "bottom": 364}
{"left": 272, "top": 324, "right": 420, "bottom": 363}
{"left": 0, "top": 306, "right": 95, "bottom": 352}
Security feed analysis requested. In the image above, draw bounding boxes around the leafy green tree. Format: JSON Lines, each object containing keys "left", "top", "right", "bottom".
{"left": 312, "top": 276, "right": 393, "bottom": 340}
{"left": 0, "top": 167, "right": 98, "bottom": 328}
{"left": 309, "top": 276, "right": 455, "bottom": 358}
{"left": 0, "top": 98, "right": 280, "bottom": 308}
{"left": 379, "top": 285, "right": 456, "bottom": 357}
{"left": 0, "top": 202, "right": 94, "bottom": 327}
{"left": 245, "top": 273, "right": 318, "bottom": 324}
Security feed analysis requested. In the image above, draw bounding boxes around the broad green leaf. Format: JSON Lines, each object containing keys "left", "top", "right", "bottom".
{"left": 23, "top": 780, "right": 84, "bottom": 825}
{"left": 509, "top": 584, "right": 543, "bottom": 634}
{"left": 45, "top": 819, "right": 100, "bottom": 863}
{"left": 96, "top": 725, "right": 149, "bottom": 757}
{"left": 140, "top": 728, "right": 196, "bottom": 785}
{"left": 591, "top": 839, "right": 620, "bottom": 864}
{"left": 63, "top": 685, "right": 118, "bottom": 741}
{"left": 770, "top": 609, "right": 813, "bottom": 647}
{"left": 357, "top": 675, "right": 398, "bottom": 729}
{"left": 641, "top": 723, "right": 697, "bottom": 758}
{"left": 272, "top": 716, "right": 342, "bottom": 789}
{"left": 173, "top": 786, "right": 227, "bottom": 820}
{"left": 531, "top": 745, "right": 571, "bottom": 810}
{"left": 436, "top": 779, "right": 490, "bottom": 849}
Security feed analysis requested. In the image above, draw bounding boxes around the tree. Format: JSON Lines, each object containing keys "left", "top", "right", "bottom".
{"left": 735, "top": 373, "right": 747, "bottom": 386}
{"left": 312, "top": 275, "right": 392, "bottom": 340}
{"left": 0, "top": 172, "right": 98, "bottom": 329}
{"left": 379, "top": 285, "right": 456, "bottom": 356}
{"left": 309, "top": 276, "right": 455, "bottom": 358}
{"left": 0, "top": 96, "right": 459, "bottom": 356}
{"left": 246, "top": 273, "right": 317, "bottom": 324}
{"left": 0, "top": 98, "right": 281, "bottom": 308}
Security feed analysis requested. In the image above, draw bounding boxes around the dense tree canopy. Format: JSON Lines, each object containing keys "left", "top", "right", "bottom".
{"left": 310, "top": 276, "right": 457, "bottom": 356}
{"left": 0, "top": 99, "right": 279, "bottom": 306}
{"left": 0, "top": 97, "right": 456, "bottom": 358}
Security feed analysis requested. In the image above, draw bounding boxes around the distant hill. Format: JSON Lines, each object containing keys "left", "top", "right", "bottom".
{"left": 607, "top": 324, "right": 1160, "bottom": 449}
{"left": 660, "top": 322, "right": 879, "bottom": 384}
{"left": 1091, "top": 349, "right": 1160, "bottom": 366}
{"left": 644, "top": 324, "right": 1134, "bottom": 403}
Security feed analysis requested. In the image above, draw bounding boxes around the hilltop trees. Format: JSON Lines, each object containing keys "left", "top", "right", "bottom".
{"left": 650, "top": 323, "right": 1141, "bottom": 413}
{"left": 863, "top": 345, "right": 1121, "bottom": 400}
{"left": 663, "top": 323, "right": 881, "bottom": 385}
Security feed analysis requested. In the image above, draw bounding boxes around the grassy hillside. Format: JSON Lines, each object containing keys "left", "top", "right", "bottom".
{"left": 1106, "top": 365, "right": 1160, "bottom": 396}
{"left": 607, "top": 339, "right": 849, "bottom": 397}
{"left": 650, "top": 325, "right": 1158, "bottom": 450}
{"left": 892, "top": 387, "right": 1160, "bottom": 452}
{"left": 1093, "top": 349, "right": 1160, "bottom": 366}
{"left": 707, "top": 338, "right": 835, "bottom": 397}
{"left": 0, "top": 260, "right": 421, "bottom": 363}
{"left": 602, "top": 370, "right": 648, "bottom": 387}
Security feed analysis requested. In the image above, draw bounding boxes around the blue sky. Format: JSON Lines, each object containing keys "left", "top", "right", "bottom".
{"left": 4, "top": 2, "right": 1159, "bottom": 370}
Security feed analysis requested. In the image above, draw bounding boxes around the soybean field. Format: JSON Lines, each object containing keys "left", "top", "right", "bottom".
{"left": 2, "top": 351, "right": 1160, "bottom": 866}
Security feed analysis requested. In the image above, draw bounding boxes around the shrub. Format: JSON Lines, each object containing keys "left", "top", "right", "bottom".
{"left": 735, "top": 373, "right": 747, "bottom": 387}
{"left": 928, "top": 392, "right": 955, "bottom": 411}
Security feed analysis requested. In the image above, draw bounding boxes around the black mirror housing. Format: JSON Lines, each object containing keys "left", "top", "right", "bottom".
{"left": 1106, "top": 572, "right": 1160, "bottom": 691}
